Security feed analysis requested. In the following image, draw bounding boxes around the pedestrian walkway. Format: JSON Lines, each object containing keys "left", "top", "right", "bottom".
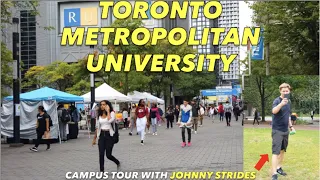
{"left": 1, "top": 116, "right": 243, "bottom": 180}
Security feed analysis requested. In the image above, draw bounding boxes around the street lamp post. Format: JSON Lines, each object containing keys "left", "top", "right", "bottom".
{"left": 89, "top": 45, "right": 95, "bottom": 133}
{"left": 11, "top": 17, "right": 23, "bottom": 147}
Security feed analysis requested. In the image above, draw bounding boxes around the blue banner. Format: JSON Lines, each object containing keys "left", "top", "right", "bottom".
{"left": 202, "top": 88, "right": 241, "bottom": 96}
{"left": 201, "top": 89, "right": 233, "bottom": 96}
{"left": 251, "top": 28, "right": 264, "bottom": 60}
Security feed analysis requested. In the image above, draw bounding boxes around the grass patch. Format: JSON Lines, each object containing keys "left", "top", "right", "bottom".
{"left": 295, "top": 119, "right": 309, "bottom": 125}
{"left": 244, "top": 128, "right": 319, "bottom": 180}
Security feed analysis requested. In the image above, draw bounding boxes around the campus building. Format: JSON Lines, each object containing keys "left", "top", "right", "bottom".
{"left": 190, "top": 1, "right": 219, "bottom": 71}
{"left": 3, "top": 1, "right": 183, "bottom": 92}
{"left": 218, "top": 1, "right": 240, "bottom": 81}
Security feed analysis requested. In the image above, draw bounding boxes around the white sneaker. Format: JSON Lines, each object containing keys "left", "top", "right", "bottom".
{"left": 155, "top": 132, "right": 158, "bottom": 136}
{"left": 148, "top": 131, "right": 150, "bottom": 134}
{"left": 152, "top": 133, "right": 155, "bottom": 136}
{"left": 195, "top": 131, "right": 197, "bottom": 134}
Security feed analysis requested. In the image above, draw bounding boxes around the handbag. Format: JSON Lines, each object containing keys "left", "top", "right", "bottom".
{"left": 43, "top": 131, "right": 51, "bottom": 139}
{"left": 111, "top": 121, "right": 119, "bottom": 144}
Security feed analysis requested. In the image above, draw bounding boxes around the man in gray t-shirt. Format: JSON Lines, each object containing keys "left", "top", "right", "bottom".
{"left": 271, "top": 83, "right": 296, "bottom": 180}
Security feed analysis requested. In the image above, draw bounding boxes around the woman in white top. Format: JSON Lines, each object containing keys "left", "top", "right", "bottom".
{"left": 122, "top": 108, "right": 129, "bottom": 129}
{"left": 92, "top": 100, "right": 120, "bottom": 172}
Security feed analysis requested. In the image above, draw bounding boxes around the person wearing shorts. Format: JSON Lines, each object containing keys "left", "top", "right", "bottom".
{"left": 271, "top": 83, "right": 295, "bottom": 180}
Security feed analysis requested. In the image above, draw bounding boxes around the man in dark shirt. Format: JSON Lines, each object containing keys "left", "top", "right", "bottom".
{"left": 271, "top": 83, "right": 295, "bottom": 180}
{"left": 30, "top": 106, "right": 51, "bottom": 152}
{"left": 191, "top": 100, "right": 200, "bottom": 134}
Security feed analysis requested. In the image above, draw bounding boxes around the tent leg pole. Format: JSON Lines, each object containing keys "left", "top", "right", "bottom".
{"left": 55, "top": 101, "right": 62, "bottom": 144}
{"left": 86, "top": 103, "right": 91, "bottom": 139}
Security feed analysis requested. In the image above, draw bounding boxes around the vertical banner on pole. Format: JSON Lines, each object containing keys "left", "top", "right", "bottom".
{"left": 251, "top": 28, "right": 264, "bottom": 60}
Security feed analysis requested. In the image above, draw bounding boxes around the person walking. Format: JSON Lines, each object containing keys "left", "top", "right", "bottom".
{"left": 218, "top": 103, "right": 224, "bottom": 122}
{"left": 310, "top": 110, "right": 314, "bottom": 121}
{"left": 129, "top": 104, "right": 137, "bottom": 136}
{"left": 57, "top": 104, "right": 70, "bottom": 142}
{"left": 122, "top": 108, "right": 128, "bottom": 129}
{"left": 166, "top": 106, "right": 175, "bottom": 129}
{"left": 92, "top": 100, "right": 120, "bottom": 172}
{"left": 271, "top": 83, "right": 295, "bottom": 180}
{"left": 252, "top": 108, "right": 260, "bottom": 125}
{"left": 158, "top": 106, "right": 164, "bottom": 126}
{"left": 177, "top": 100, "right": 193, "bottom": 147}
{"left": 135, "top": 99, "right": 149, "bottom": 145}
{"left": 291, "top": 113, "right": 297, "bottom": 125}
{"left": 209, "top": 105, "right": 218, "bottom": 123}
{"left": 174, "top": 105, "right": 180, "bottom": 123}
{"left": 190, "top": 100, "right": 200, "bottom": 134}
{"left": 224, "top": 101, "right": 233, "bottom": 126}
{"left": 30, "top": 106, "right": 51, "bottom": 152}
{"left": 150, "top": 103, "right": 160, "bottom": 135}
{"left": 199, "top": 104, "right": 205, "bottom": 127}
{"left": 233, "top": 103, "right": 240, "bottom": 121}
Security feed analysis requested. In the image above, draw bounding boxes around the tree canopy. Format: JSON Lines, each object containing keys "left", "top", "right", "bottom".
{"left": 249, "top": 1, "right": 319, "bottom": 75}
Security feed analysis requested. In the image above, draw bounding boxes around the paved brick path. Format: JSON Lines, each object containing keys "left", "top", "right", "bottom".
{"left": 1, "top": 116, "right": 243, "bottom": 180}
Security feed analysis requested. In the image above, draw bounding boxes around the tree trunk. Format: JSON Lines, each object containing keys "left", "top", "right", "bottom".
{"left": 164, "top": 86, "right": 168, "bottom": 111}
{"left": 261, "top": 80, "right": 266, "bottom": 122}
{"left": 124, "top": 72, "right": 128, "bottom": 95}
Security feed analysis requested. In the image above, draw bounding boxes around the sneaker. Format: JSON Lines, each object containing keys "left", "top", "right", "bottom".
{"left": 152, "top": 133, "right": 155, "bottom": 135}
{"left": 30, "top": 147, "right": 38, "bottom": 152}
{"left": 148, "top": 131, "right": 150, "bottom": 134}
{"left": 187, "top": 142, "right": 191, "bottom": 147}
{"left": 46, "top": 147, "right": 51, "bottom": 151}
{"left": 129, "top": 132, "right": 132, "bottom": 136}
{"left": 194, "top": 131, "right": 197, "bottom": 134}
{"left": 277, "top": 167, "right": 287, "bottom": 176}
{"left": 141, "top": 140, "right": 144, "bottom": 145}
{"left": 181, "top": 142, "right": 186, "bottom": 147}
{"left": 272, "top": 174, "right": 278, "bottom": 180}
{"left": 155, "top": 132, "right": 157, "bottom": 136}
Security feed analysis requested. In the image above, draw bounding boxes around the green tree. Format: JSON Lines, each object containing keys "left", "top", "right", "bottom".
{"left": 244, "top": 75, "right": 319, "bottom": 119}
{"left": 1, "top": 42, "right": 13, "bottom": 97}
{"left": 249, "top": 1, "right": 319, "bottom": 75}
{"left": 106, "top": 17, "right": 145, "bottom": 96}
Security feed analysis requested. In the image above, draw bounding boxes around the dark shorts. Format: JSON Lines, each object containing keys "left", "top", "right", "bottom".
{"left": 272, "top": 129, "right": 289, "bottom": 155}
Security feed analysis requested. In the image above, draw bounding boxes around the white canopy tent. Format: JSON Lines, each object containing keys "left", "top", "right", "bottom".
{"left": 127, "top": 91, "right": 147, "bottom": 103}
{"left": 82, "top": 83, "right": 132, "bottom": 103}
{"left": 141, "top": 92, "right": 158, "bottom": 103}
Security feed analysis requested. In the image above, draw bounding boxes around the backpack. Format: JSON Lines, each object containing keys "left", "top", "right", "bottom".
{"left": 61, "top": 109, "right": 71, "bottom": 123}
{"left": 45, "top": 113, "right": 53, "bottom": 127}
{"left": 158, "top": 108, "right": 163, "bottom": 116}
{"left": 225, "top": 105, "right": 232, "bottom": 113}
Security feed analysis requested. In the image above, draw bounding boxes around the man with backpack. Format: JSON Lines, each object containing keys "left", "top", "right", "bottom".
{"left": 224, "top": 101, "right": 233, "bottom": 126}
{"left": 57, "top": 104, "right": 71, "bottom": 142}
{"left": 233, "top": 103, "right": 241, "bottom": 121}
{"left": 30, "top": 106, "right": 52, "bottom": 152}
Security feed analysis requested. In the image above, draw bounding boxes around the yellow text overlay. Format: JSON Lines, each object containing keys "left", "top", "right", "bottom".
{"left": 86, "top": 54, "right": 237, "bottom": 73}
{"left": 169, "top": 171, "right": 256, "bottom": 179}
{"left": 61, "top": 27, "right": 260, "bottom": 46}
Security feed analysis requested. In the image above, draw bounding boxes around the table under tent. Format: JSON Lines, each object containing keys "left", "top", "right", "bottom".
{"left": 1, "top": 87, "right": 84, "bottom": 144}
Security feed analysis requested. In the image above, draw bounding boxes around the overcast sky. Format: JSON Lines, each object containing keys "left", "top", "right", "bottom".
{"left": 239, "top": 1, "right": 253, "bottom": 60}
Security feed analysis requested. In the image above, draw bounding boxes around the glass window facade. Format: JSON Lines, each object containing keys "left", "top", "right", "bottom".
{"left": 20, "top": 10, "right": 37, "bottom": 92}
